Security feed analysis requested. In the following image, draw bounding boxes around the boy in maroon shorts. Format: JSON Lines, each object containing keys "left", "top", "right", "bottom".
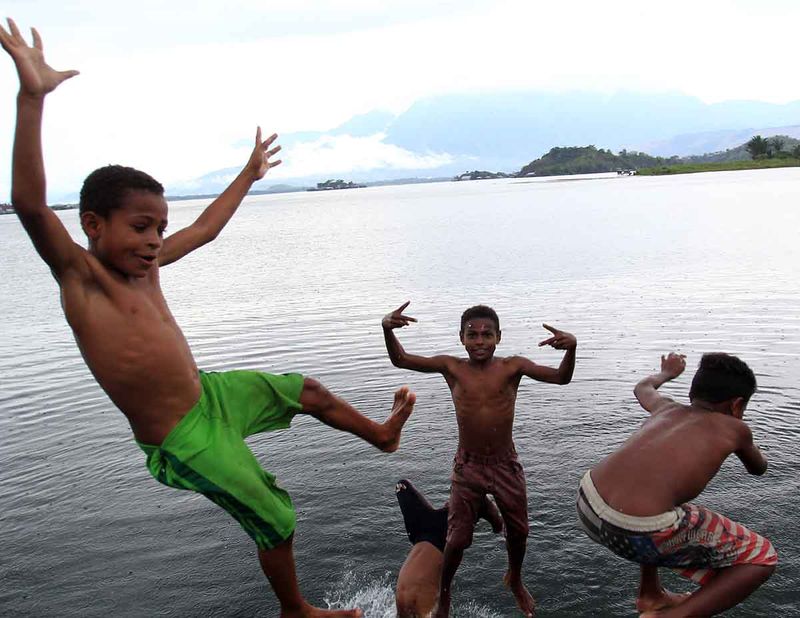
{"left": 382, "top": 302, "right": 577, "bottom": 617}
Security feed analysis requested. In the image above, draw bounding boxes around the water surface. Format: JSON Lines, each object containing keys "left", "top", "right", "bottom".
{"left": 1, "top": 169, "right": 798, "bottom": 616}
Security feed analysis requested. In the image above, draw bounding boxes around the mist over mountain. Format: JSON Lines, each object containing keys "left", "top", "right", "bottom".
{"left": 171, "top": 90, "right": 800, "bottom": 196}
{"left": 632, "top": 125, "right": 800, "bottom": 157}
{"left": 384, "top": 91, "right": 800, "bottom": 165}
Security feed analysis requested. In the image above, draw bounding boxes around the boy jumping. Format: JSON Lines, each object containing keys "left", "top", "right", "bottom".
{"left": 382, "top": 301, "right": 577, "bottom": 617}
{"left": 2, "top": 19, "right": 415, "bottom": 618}
{"left": 577, "top": 352, "right": 776, "bottom": 617}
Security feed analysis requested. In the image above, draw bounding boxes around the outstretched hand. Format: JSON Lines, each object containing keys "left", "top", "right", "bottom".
{"left": 245, "top": 127, "right": 282, "bottom": 181}
{"left": 382, "top": 301, "right": 417, "bottom": 330}
{"left": 538, "top": 324, "right": 577, "bottom": 350}
{"left": 0, "top": 18, "right": 78, "bottom": 96}
{"left": 660, "top": 352, "right": 686, "bottom": 380}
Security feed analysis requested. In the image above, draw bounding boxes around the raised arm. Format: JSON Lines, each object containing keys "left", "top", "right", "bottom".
{"left": 633, "top": 352, "right": 685, "bottom": 414}
{"left": 1, "top": 19, "right": 82, "bottom": 279}
{"left": 382, "top": 302, "right": 454, "bottom": 374}
{"left": 516, "top": 323, "right": 577, "bottom": 384}
{"left": 159, "top": 127, "right": 282, "bottom": 266}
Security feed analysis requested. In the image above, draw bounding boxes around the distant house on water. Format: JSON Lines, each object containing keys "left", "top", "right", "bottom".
{"left": 307, "top": 179, "right": 366, "bottom": 191}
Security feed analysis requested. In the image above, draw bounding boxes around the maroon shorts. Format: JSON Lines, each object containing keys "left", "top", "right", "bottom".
{"left": 447, "top": 446, "right": 529, "bottom": 549}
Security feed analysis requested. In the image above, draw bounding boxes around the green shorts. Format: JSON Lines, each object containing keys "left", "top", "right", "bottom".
{"left": 137, "top": 370, "right": 305, "bottom": 549}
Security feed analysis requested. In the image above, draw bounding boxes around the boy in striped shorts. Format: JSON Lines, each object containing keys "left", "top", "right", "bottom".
{"left": 577, "top": 352, "right": 776, "bottom": 617}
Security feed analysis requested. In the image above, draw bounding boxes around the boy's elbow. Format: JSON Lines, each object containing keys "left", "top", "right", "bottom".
{"left": 392, "top": 356, "right": 410, "bottom": 369}
{"left": 200, "top": 223, "right": 219, "bottom": 243}
{"left": 11, "top": 193, "right": 41, "bottom": 215}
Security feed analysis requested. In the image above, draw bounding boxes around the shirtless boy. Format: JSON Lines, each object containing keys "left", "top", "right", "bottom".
{"left": 2, "top": 20, "right": 415, "bottom": 618}
{"left": 577, "top": 352, "right": 777, "bottom": 617}
{"left": 382, "top": 302, "right": 577, "bottom": 617}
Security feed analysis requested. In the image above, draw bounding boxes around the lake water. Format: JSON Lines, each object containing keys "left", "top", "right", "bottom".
{"left": 1, "top": 170, "right": 798, "bottom": 617}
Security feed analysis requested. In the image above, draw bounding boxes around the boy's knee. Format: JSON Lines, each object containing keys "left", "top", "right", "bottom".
{"left": 446, "top": 528, "right": 473, "bottom": 551}
{"left": 754, "top": 562, "right": 776, "bottom": 583}
{"left": 506, "top": 531, "right": 528, "bottom": 547}
{"left": 504, "top": 516, "right": 529, "bottom": 542}
{"left": 299, "top": 377, "right": 331, "bottom": 412}
{"left": 395, "top": 589, "right": 420, "bottom": 618}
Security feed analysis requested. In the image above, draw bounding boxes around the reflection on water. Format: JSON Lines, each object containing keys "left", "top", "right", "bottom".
{"left": 1, "top": 169, "right": 799, "bottom": 616}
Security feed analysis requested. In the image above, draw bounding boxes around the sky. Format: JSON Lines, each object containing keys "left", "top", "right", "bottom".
{"left": 2, "top": 0, "right": 800, "bottom": 201}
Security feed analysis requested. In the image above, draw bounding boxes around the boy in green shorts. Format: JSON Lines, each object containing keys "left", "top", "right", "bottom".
{"left": 1, "top": 19, "right": 414, "bottom": 617}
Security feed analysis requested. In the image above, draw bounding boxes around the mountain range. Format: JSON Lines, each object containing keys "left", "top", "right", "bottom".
{"left": 171, "top": 90, "right": 800, "bottom": 195}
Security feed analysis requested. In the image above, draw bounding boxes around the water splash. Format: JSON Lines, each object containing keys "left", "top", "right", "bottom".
{"left": 324, "top": 571, "right": 396, "bottom": 618}
{"left": 324, "top": 570, "right": 503, "bottom": 618}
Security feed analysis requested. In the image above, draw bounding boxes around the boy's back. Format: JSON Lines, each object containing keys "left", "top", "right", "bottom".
{"left": 591, "top": 400, "right": 754, "bottom": 516}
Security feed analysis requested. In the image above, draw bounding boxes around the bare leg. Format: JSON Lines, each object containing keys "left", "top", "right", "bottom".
{"left": 433, "top": 543, "right": 464, "bottom": 617}
{"left": 258, "top": 535, "right": 363, "bottom": 617}
{"left": 503, "top": 535, "right": 535, "bottom": 617}
{"left": 299, "top": 379, "right": 415, "bottom": 452}
{"left": 639, "top": 564, "right": 774, "bottom": 617}
{"left": 636, "top": 565, "right": 690, "bottom": 613}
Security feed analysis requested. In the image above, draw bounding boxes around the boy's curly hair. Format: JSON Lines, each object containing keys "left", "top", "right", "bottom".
{"left": 79, "top": 165, "right": 164, "bottom": 216}
{"left": 460, "top": 305, "right": 500, "bottom": 333}
{"left": 689, "top": 352, "right": 756, "bottom": 404}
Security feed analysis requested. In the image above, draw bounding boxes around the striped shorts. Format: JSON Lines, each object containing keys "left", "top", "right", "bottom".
{"left": 577, "top": 471, "right": 777, "bottom": 585}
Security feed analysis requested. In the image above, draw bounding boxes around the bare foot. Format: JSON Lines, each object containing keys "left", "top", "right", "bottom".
{"left": 378, "top": 386, "right": 416, "bottom": 452}
{"left": 636, "top": 588, "right": 691, "bottom": 614}
{"left": 281, "top": 602, "right": 363, "bottom": 617}
{"left": 504, "top": 572, "right": 536, "bottom": 617}
{"left": 478, "top": 495, "right": 505, "bottom": 534}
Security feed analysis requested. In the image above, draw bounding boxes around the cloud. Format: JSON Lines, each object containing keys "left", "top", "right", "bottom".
{"left": 267, "top": 133, "right": 454, "bottom": 180}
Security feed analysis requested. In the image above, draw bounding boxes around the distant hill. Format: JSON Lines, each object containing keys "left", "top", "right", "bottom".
{"left": 682, "top": 135, "right": 800, "bottom": 163}
{"left": 518, "top": 136, "right": 800, "bottom": 177}
{"left": 519, "top": 146, "right": 671, "bottom": 177}
{"left": 632, "top": 125, "right": 800, "bottom": 157}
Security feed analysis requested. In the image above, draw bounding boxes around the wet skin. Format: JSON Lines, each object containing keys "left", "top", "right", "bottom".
{"left": 2, "top": 16, "right": 383, "bottom": 617}
{"left": 383, "top": 303, "right": 576, "bottom": 456}
{"left": 590, "top": 353, "right": 772, "bottom": 617}
{"left": 383, "top": 302, "right": 576, "bottom": 616}
{"left": 591, "top": 354, "right": 767, "bottom": 517}
{"left": 71, "top": 192, "right": 201, "bottom": 445}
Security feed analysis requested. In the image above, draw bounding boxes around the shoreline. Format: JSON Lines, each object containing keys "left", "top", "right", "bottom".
{"left": 638, "top": 158, "right": 800, "bottom": 176}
